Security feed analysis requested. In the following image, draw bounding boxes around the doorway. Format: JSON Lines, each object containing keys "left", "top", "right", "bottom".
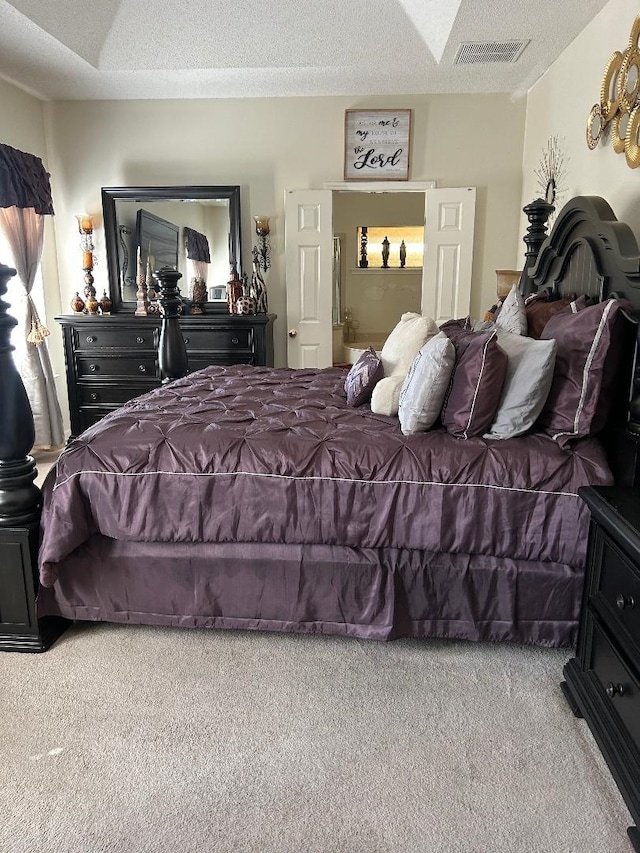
{"left": 284, "top": 182, "right": 475, "bottom": 369}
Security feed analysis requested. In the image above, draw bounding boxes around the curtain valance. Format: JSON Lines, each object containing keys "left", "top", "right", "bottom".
{"left": 0, "top": 144, "right": 54, "bottom": 215}
{"left": 184, "top": 227, "right": 210, "bottom": 263}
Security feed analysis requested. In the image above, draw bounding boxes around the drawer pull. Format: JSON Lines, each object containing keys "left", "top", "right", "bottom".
{"left": 86, "top": 335, "right": 95, "bottom": 343}
{"left": 616, "top": 593, "right": 635, "bottom": 610}
{"left": 606, "top": 682, "right": 625, "bottom": 699}
{"left": 231, "top": 336, "right": 239, "bottom": 345}
{"left": 90, "top": 392, "right": 99, "bottom": 402}
{"left": 138, "top": 364, "right": 147, "bottom": 373}
{"left": 136, "top": 336, "right": 145, "bottom": 344}
{"left": 89, "top": 364, "right": 98, "bottom": 372}
{"left": 183, "top": 337, "right": 190, "bottom": 344}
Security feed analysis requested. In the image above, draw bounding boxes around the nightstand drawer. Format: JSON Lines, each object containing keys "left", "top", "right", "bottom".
{"left": 76, "top": 355, "right": 158, "bottom": 378}
{"left": 591, "top": 621, "right": 640, "bottom": 745}
{"left": 182, "top": 327, "right": 252, "bottom": 352}
{"left": 596, "top": 532, "right": 640, "bottom": 649}
{"left": 72, "top": 327, "right": 157, "bottom": 350}
{"left": 77, "top": 383, "right": 157, "bottom": 406}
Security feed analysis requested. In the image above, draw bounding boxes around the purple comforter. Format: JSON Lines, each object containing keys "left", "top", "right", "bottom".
{"left": 39, "top": 365, "right": 613, "bottom": 587}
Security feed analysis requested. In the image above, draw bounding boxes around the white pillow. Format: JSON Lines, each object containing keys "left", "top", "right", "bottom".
{"left": 370, "top": 375, "right": 405, "bottom": 417}
{"left": 495, "top": 284, "right": 527, "bottom": 336}
{"left": 398, "top": 333, "right": 456, "bottom": 435}
{"left": 379, "top": 313, "right": 439, "bottom": 377}
{"left": 484, "top": 329, "right": 557, "bottom": 440}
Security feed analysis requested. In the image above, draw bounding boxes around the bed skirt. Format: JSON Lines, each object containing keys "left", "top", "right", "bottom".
{"left": 36, "top": 536, "right": 583, "bottom": 648}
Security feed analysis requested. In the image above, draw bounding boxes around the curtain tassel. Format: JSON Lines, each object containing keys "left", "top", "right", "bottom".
{"left": 26, "top": 318, "right": 50, "bottom": 345}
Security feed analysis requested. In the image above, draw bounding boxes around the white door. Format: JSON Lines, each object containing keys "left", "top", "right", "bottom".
{"left": 284, "top": 189, "right": 333, "bottom": 368}
{"left": 422, "top": 187, "right": 476, "bottom": 324}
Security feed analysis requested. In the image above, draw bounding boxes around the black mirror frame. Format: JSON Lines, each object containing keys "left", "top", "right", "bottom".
{"left": 101, "top": 185, "right": 243, "bottom": 313}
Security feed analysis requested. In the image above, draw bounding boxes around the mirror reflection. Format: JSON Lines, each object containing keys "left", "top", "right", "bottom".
{"left": 102, "top": 186, "right": 242, "bottom": 313}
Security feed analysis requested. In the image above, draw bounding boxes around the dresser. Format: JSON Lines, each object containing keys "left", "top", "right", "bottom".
{"left": 58, "top": 313, "right": 276, "bottom": 437}
{"left": 562, "top": 486, "right": 640, "bottom": 851}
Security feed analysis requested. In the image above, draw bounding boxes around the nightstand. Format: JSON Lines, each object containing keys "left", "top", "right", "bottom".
{"left": 562, "top": 486, "right": 640, "bottom": 851}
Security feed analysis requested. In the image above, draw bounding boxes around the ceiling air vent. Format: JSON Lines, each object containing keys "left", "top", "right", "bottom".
{"left": 454, "top": 40, "right": 529, "bottom": 65}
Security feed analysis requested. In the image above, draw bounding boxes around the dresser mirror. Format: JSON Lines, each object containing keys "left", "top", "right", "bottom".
{"left": 101, "top": 185, "right": 242, "bottom": 313}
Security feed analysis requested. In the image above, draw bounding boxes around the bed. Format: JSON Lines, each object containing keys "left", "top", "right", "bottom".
{"left": 3, "top": 195, "right": 640, "bottom": 652}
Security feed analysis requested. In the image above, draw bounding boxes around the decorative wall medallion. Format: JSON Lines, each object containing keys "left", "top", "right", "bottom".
{"left": 535, "top": 135, "right": 568, "bottom": 216}
{"left": 587, "top": 13, "right": 640, "bottom": 168}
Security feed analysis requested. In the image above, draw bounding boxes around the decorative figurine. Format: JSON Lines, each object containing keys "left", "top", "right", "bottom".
{"left": 250, "top": 247, "right": 268, "bottom": 314}
{"left": 381, "top": 236, "right": 390, "bottom": 269}
{"left": 189, "top": 277, "right": 207, "bottom": 314}
{"left": 399, "top": 240, "right": 407, "bottom": 268}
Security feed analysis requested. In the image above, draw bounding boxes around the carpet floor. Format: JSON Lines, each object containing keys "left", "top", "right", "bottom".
{"left": 0, "top": 623, "right": 634, "bottom": 853}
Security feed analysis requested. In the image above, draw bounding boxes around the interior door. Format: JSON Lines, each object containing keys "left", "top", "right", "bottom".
{"left": 422, "top": 187, "right": 476, "bottom": 324}
{"left": 284, "top": 189, "right": 333, "bottom": 368}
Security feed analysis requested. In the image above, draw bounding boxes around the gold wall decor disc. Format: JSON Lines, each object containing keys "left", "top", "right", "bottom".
{"left": 628, "top": 13, "right": 640, "bottom": 51}
{"left": 624, "top": 104, "right": 640, "bottom": 168}
{"left": 600, "top": 50, "right": 623, "bottom": 121}
{"left": 612, "top": 108, "right": 630, "bottom": 153}
{"left": 617, "top": 47, "right": 640, "bottom": 113}
{"left": 586, "top": 103, "right": 604, "bottom": 149}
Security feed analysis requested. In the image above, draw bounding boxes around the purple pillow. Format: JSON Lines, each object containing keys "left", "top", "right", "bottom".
{"left": 344, "top": 347, "right": 384, "bottom": 407}
{"left": 441, "top": 328, "right": 508, "bottom": 439}
{"left": 538, "top": 298, "right": 634, "bottom": 445}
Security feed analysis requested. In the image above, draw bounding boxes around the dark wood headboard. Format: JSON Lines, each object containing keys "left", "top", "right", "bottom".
{"left": 524, "top": 195, "right": 640, "bottom": 484}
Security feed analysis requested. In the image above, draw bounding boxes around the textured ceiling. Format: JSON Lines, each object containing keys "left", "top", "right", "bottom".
{"left": 0, "top": 0, "right": 609, "bottom": 101}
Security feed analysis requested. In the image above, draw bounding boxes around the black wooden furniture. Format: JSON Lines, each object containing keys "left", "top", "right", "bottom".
{"left": 0, "top": 263, "right": 69, "bottom": 652}
{"left": 58, "top": 311, "right": 276, "bottom": 437}
{"left": 562, "top": 486, "right": 640, "bottom": 852}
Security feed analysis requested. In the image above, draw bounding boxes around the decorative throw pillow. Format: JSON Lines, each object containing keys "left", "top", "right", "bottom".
{"left": 495, "top": 284, "right": 527, "bottom": 336}
{"left": 538, "top": 298, "right": 635, "bottom": 445}
{"left": 525, "top": 295, "right": 575, "bottom": 339}
{"left": 398, "top": 332, "right": 456, "bottom": 435}
{"left": 344, "top": 346, "right": 384, "bottom": 407}
{"left": 484, "top": 329, "right": 557, "bottom": 440}
{"left": 379, "top": 312, "right": 439, "bottom": 377}
{"left": 370, "top": 375, "right": 406, "bottom": 417}
{"left": 441, "top": 328, "right": 508, "bottom": 439}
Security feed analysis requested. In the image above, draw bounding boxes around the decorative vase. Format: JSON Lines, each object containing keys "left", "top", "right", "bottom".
{"left": 99, "top": 290, "right": 112, "bottom": 314}
{"left": 227, "top": 267, "right": 243, "bottom": 314}
{"left": 189, "top": 277, "right": 207, "bottom": 314}
{"left": 70, "top": 292, "right": 85, "bottom": 313}
{"left": 85, "top": 294, "right": 100, "bottom": 315}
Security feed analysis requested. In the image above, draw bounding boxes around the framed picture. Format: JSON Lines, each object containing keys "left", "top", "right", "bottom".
{"left": 344, "top": 109, "right": 412, "bottom": 181}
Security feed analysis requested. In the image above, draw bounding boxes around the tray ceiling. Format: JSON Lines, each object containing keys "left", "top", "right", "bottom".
{"left": 0, "top": 0, "right": 609, "bottom": 101}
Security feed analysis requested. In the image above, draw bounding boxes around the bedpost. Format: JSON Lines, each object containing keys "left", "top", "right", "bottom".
{"left": 520, "top": 198, "right": 555, "bottom": 296}
{"left": 154, "top": 266, "right": 188, "bottom": 382}
{"left": 0, "top": 263, "right": 68, "bottom": 651}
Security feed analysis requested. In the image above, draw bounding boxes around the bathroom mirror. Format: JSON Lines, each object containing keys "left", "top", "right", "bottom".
{"left": 101, "top": 185, "right": 242, "bottom": 312}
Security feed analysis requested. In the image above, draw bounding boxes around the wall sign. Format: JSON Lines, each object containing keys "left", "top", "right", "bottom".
{"left": 344, "top": 109, "right": 412, "bottom": 181}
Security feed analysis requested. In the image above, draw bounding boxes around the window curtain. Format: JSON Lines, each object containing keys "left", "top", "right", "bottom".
{"left": 184, "top": 226, "right": 210, "bottom": 288}
{"left": 0, "top": 144, "right": 64, "bottom": 448}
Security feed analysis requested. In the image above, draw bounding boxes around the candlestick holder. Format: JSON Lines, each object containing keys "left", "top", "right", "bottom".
{"left": 253, "top": 216, "right": 271, "bottom": 273}
{"left": 76, "top": 214, "right": 97, "bottom": 310}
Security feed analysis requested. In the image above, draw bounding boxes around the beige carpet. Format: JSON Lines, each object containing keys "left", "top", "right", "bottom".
{"left": 0, "top": 624, "right": 634, "bottom": 853}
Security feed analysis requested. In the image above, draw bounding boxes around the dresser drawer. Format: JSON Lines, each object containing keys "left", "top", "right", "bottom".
{"left": 76, "top": 355, "right": 158, "bottom": 378}
{"left": 182, "top": 327, "right": 252, "bottom": 352}
{"left": 590, "top": 621, "right": 640, "bottom": 746}
{"left": 77, "top": 383, "right": 158, "bottom": 406}
{"left": 595, "top": 532, "right": 640, "bottom": 650}
{"left": 72, "top": 327, "right": 158, "bottom": 351}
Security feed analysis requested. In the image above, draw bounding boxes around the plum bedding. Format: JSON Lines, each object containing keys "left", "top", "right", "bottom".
{"left": 37, "top": 364, "right": 613, "bottom": 646}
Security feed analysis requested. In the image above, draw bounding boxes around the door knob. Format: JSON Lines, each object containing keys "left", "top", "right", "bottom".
{"left": 288, "top": 329, "right": 298, "bottom": 338}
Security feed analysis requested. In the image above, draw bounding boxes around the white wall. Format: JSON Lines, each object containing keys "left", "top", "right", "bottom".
{"left": 521, "top": 0, "right": 640, "bottom": 241}
{"left": 1, "top": 85, "right": 526, "bottom": 425}
{"left": 42, "top": 93, "right": 525, "bottom": 369}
